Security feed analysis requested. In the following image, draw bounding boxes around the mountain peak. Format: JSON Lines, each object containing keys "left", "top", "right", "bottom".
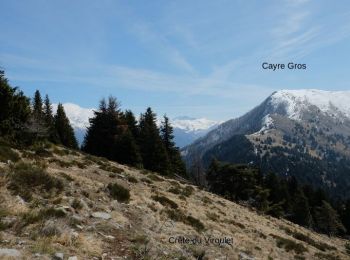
{"left": 270, "top": 89, "right": 350, "bottom": 120}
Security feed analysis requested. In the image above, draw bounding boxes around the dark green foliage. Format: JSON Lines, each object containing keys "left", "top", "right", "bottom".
{"left": 340, "top": 200, "right": 350, "bottom": 236}
{"left": 0, "top": 70, "right": 31, "bottom": 140}
{"left": 271, "top": 234, "right": 308, "bottom": 254}
{"left": 314, "top": 201, "right": 346, "bottom": 236}
{"left": 127, "top": 175, "right": 138, "bottom": 183}
{"left": 32, "top": 90, "right": 43, "bottom": 118}
{"left": 139, "top": 108, "right": 170, "bottom": 175}
{"left": 0, "top": 145, "right": 20, "bottom": 162}
{"left": 165, "top": 209, "right": 205, "bottom": 232}
{"left": 345, "top": 243, "right": 350, "bottom": 255}
{"left": 8, "top": 162, "right": 63, "bottom": 201}
{"left": 83, "top": 97, "right": 142, "bottom": 167}
{"left": 21, "top": 207, "right": 66, "bottom": 226}
{"left": 185, "top": 215, "right": 205, "bottom": 232}
{"left": 290, "top": 189, "right": 313, "bottom": 227}
{"left": 207, "top": 160, "right": 258, "bottom": 201}
{"left": 54, "top": 104, "right": 78, "bottom": 149}
{"left": 107, "top": 183, "right": 130, "bottom": 202}
{"left": 151, "top": 195, "right": 178, "bottom": 209}
{"left": 206, "top": 160, "right": 348, "bottom": 236}
{"left": 43, "top": 94, "right": 58, "bottom": 143}
{"left": 168, "top": 185, "right": 194, "bottom": 198}
{"left": 160, "top": 115, "right": 187, "bottom": 176}
{"left": 283, "top": 229, "right": 336, "bottom": 252}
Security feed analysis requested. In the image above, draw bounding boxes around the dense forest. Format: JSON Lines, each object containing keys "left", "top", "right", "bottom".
{"left": 206, "top": 159, "right": 350, "bottom": 237}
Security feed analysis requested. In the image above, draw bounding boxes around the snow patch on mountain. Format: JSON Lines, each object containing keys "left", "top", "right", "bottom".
{"left": 53, "top": 103, "right": 94, "bottom": 129}
{"left": 270, "top": 89, "right": 350, "bottom": 120}
{"left": 172, "top": 117, "right": 220, "bottom": 133}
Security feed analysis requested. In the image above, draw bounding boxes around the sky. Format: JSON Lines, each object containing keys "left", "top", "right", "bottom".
{"left": 1, "top": 0, "right": 350, "bottom": 121}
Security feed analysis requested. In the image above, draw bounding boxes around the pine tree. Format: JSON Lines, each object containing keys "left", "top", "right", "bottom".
{"left": 54, "top": 103, "right": 78, "bottom": 149}
{"left": 32, "top": 90, "right": 43, "bottom": 119}
{"left": 0, "top": 70, "right": 30, "bottom": 138}
{"left": 160, "top": 115, "right": 187, "bottom": 176}
{"left": 189, "top": 153, "right": 206, "bottom": 186}
{"left": 341, "top": 200, "right": 350, "bottom": 235}
{"left": 83, "top": 97, "right": 142, "bottom": 166}
{"left": 43, "top": 95, "right": 58, "bottom": 143}
{"left": 83, "top": 97, "right": 123, "bottom": 158}
{"left": 113, "top": 130, "right": 142, "bottom": 167}
{"left": 315, "top": 201, "right": 346, "bottom": 236}
{"left": 291, "top": 189, "right": 313, "bottom": 227}
{"left": 139, "top": 108, "right": 170, "bottom": 175}
{"left": 124, "top": 110, "right": 139, "bottom": 138}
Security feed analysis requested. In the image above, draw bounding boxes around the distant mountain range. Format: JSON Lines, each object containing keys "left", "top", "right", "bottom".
{"left": 53, "top": 104, "right": 219, "bottom": 148}
{"left": 182, "top": 89, "right": 350, "bottom": 199}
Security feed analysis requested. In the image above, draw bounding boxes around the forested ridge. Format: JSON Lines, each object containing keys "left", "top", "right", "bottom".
{"left": 1, "top": 69, "right": 350, "bottom": 242}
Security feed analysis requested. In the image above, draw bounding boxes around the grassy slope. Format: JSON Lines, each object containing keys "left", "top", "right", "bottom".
{"left": 0, "top": 145, "right": 349, "bottom": 260}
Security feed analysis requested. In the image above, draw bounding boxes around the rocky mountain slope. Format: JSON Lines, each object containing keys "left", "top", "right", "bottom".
{"left": 182, "top": 90, "right": 350, "bottom": 198}
{"left": 1, "top": 145, "right": 349, "bottom": 259}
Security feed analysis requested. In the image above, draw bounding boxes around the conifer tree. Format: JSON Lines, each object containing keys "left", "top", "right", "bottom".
{"left": 124, "top": 110, "right": 139, "bottom": 138}
{"left": 341, "top": 200, "right": 350, "bottom": 235}
{"left": 83, "top": 97, "right": 123, "bottom": 159}
{"left": 315, "top": 201, "right": 346, "bottom": 236}
{"left": 43, "top": 95, "right": 58, "bottom": 143}
{"left": 32, "top": 90, "right": 43, "bottom": 118}
{"left": 83, "top": 97, "right": 142, "bottom": 166}
{"left": 291, "top": 189, "right": 313, "bottom": 227}
{"left": 54, "top": 103, "right": 78, "bottom": 149}
{"left": 160, "top": 115, "right": 187, "bottom": 176}
{"left": 0, "top": 70, "right": 30, "bottom": 138}
{"left": 139, "top": 108, "right": 170, "bottom": 175}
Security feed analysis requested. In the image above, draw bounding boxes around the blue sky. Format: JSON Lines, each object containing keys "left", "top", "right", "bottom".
{"left": 1, "top": 0, "right": 350, "bottom": 121}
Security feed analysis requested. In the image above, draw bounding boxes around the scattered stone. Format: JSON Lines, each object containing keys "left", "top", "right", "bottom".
{"left": 68, "top": 256, "right": 78, "bottom": 260}
{"left": 76, "top": 224, "right": 84, "bottom": 230}
{"left": 239, "top": 252, "right": 255, "bottom": 260}
{"left": 0, "top": 248, "right": 22, "bottom": 258}
{"left": 53, "top": 252, "right": 64, "bottom": 260}
{"left": 2, "top": 216, "right": 17, "bottom": 226}
{"left": 15, "top": 195, "right": 26, "bottom": 205}
{"left": 91, "top": 212, "right": 111, "bottom": 220}
{"left": 79, "top": 198, "right": 90, "bottom": 210}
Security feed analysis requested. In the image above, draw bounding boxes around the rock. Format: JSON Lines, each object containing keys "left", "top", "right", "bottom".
{"left": 53, "top": 252, "right": 64, "bottom": 260}
{"left": 68, "top": 256, "right": 78, "bottom": 260}
{"left": 105, "top": 235, "right": 115, "bottom": 241}
{"left": 91, "top": 212, "right": 111, "bottom": 220}
{"left": 0, "top": 248, "right": 22, "bottom": 258}
{"left": 71, "top": 231, "right": 79, "bottom": 240}
{"left": 239, "top": 252, "right": 255, "bottom": 260}
{"left": 15, "top": 195, "right": 26, "bottom": 205}
{"left": 110, "top": 200, "right": 120, "bottom": 210}
{"left": 79, "top": 198, "right": 90, "bottom": 210}
{"left": 75, "top": 224, "right": 84, "bottom": 230}
{"left": 2, "top": 216, "right": 17, "bottom": 226}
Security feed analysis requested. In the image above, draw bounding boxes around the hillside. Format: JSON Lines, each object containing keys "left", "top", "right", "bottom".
{"left": 182, "top": 90, "right": 350, "bottom": 198}
{"left": 0, "top": 145, "right": 349, "bottom": 259}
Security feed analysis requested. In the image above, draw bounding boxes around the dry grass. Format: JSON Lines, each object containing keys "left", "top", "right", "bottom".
{"left": 0, "top": 146, "right": 348, "bottom": 260}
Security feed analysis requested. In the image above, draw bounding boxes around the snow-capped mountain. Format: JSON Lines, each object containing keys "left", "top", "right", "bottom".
{"left": 183, "top": 89, "right": 350, "bottom": 198}
{"left": 53, "top": 103, "right": 218, "bottom": 147}
{"left": 172, "top": 116, "right": 220, "bottom": 147}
